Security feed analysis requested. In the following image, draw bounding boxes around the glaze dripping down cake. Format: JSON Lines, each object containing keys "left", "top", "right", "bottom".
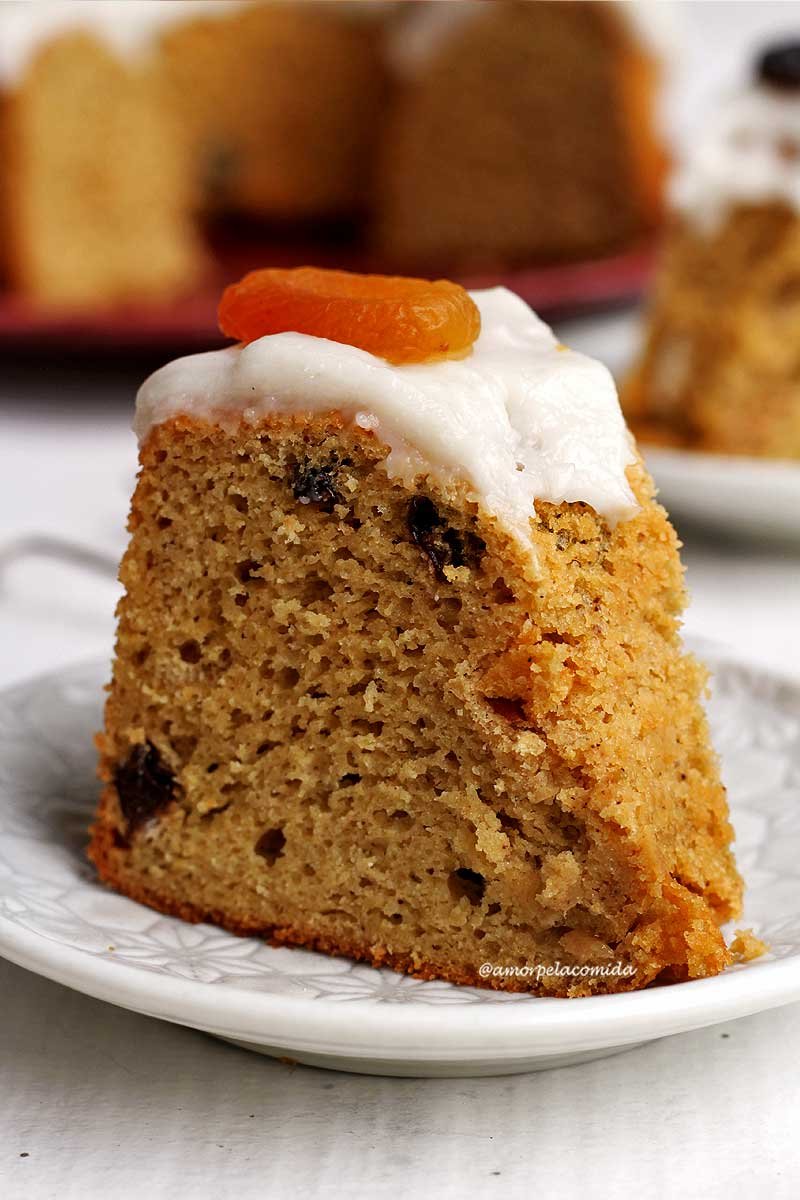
{"left": 90, "top": 267, "right": 742, "bottom": 997}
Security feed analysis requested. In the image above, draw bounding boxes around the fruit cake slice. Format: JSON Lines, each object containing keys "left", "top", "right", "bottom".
{"left": 90, "top": 268, "right": 741, "bottom": 996}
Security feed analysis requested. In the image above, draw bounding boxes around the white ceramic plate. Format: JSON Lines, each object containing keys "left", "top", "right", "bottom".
{"left": 643, "top": 447, "right": 800, "bottom": 543}
{"left": 1, "top": 652, "right": 799, "bottom": 1078}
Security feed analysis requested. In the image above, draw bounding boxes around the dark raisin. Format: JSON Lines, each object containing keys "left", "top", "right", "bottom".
{"left": 291, "top": 459, "right": 343, "bottom": 512}
{"left": 114, "top": 742, "right": 176, "bottom": 832}
{"left": 448, "top": 868, "right": 486, "bottom": 905}
{"left": 255, "top": 827, "right": 286, "bottom": 865}
{"left": 235, "top": 559, "right": 261, "bottom": 583}
{"left": 179, "top": 639, "right": 202, "bottom": 663}
{"left": 757, "top": 41, "right": 800, "bottom": 89}
{"left": 407, "top": 496, "right": 485, "bottom": 580}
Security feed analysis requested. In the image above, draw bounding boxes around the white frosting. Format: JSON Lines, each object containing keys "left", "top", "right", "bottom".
{"left": 672, "top": 86, "right": 800, "bottom": 232}
{"left": 135, "top": 288, "right": 638, "bottom": 552}
{"left": 0, "top": 1, "right": 242, "bottom": 84}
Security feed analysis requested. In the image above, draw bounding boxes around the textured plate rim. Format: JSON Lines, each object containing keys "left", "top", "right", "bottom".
{"left": 1, "top": 653, "right": 799, "bottom": 1063}
{"left": 1, "top": 918, "right": 799, "bottom": 1060}
{"left": 643, "top": 446, "right": 800, "bottom": 516}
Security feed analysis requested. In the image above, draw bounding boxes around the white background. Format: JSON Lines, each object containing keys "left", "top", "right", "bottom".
{"left": 1, "top": 3, "right": 800, "bottom": 1197}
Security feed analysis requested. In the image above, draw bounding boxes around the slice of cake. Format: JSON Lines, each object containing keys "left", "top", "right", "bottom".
{"left": 90, "top": 266, "right": 741, "bottom": 997}
{"left": 624, "top": 41, "right": 800, "bottom": 458}
{"left": 376, "top": 0, "right": 667, "bottom": 268}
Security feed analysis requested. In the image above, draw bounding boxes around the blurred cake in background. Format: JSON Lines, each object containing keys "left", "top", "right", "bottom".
{"left": 0, "top": 0, "right": 669, "bottom": 313}
{"left": 0, "top": 1, "right": 207, "bottom": 307}
{"left": 159, "top": 2, "right": 385, "bottom": 222}
{"left": 624, "top": 41, "right": 800, "bottom": 459}
{"left": 376, "top": 0, "right": 667, "bottom": 268}
{"left": 0, "top": 0, "right": 384, "bottom": 309}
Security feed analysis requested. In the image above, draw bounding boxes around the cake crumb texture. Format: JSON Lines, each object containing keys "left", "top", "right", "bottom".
{"left": 729, "top": 928, "right": 768, "bottom": 964}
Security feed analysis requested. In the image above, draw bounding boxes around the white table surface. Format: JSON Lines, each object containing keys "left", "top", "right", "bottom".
{"left": 3, "top": 5, "right": 800, "bottom": 1193}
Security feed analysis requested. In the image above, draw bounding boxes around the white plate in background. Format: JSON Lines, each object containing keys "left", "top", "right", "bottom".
{"left": 0, "top": 653, "right": 798, "bottom": 1077}
{"left": 556, "top": 311, "right": 800, "bottom": 544}
{"left": 644, "top": 447, "right": 800, "bottom": 543}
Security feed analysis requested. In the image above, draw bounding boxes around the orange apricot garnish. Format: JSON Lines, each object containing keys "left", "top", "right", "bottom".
{"left": 218, "top": 266, "right": 481, "bottom": 364}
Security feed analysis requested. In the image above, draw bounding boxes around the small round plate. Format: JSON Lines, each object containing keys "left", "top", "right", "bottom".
{"left": 0, "top": 650, "right": 798, "bottom": 1077}
{"left": 644, "top": 446, "right": 800, "bottom": 544}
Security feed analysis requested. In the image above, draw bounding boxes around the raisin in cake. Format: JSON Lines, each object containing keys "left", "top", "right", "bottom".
{"left": 624, "top": 41, "right": 800, "bottom": 458}
{"left": 90, "top": 267, "right": 741, "bottom": 997}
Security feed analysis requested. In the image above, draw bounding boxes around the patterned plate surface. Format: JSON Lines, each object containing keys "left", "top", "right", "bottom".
{"left": 0, "top": 648, "right": 798, "bottom": 1076}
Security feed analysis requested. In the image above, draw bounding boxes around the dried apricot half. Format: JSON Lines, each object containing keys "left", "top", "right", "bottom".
{"left": 218, "top": 266, "right": 481, "bottom": 364}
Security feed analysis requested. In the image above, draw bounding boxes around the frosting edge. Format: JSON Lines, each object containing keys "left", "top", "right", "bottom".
{"left": 134, "top": 288, "right": 639, "bottom": 548}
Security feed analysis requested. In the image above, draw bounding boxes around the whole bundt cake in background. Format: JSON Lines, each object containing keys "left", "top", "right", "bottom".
{"left": 0, "top": 1, "right": 668, "bottom": 310}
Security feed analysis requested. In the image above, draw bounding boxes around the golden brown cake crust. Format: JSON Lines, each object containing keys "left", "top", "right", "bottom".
{"left": 89, "top": 412, "right": 741, "bottom": 997}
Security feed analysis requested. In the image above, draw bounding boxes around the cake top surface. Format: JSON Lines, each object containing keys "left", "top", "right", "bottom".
{"left": 672, "top": 59, "right": 800, "bottom": 230}
{"left": 136, "top": 284, "right": 638, "bottom": 551}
